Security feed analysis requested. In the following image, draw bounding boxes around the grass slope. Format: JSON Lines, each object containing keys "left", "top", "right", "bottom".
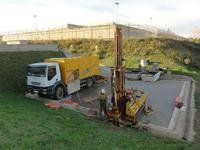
{"left": 0, "top": 93, "right": 196, "bottom": 149}
{"left": 192, "top": 73, "right": 200, "bottom": 142}
{"left": 0, "top": 51, "right": 64, "bottom": 92}
{"left": 31, "top": 38, "right": 200, "bottom": 69}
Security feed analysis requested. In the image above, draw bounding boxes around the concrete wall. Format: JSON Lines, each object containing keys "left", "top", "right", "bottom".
{"left": 2, "top": 25, "right": 115, "bottom": 41}
{"left": 0, "top": 44, "right": 58, "bottom": 52}
{"left": 2, "top": 23, "right": 182, "bottom": 42}
{"left": 6, "top": 40, "right": 28, "bottom": 45}
{"left": 2, "top": 24, "right": 157, "bottom": 42}
{"left": 120, "top": 25, "right": 155, "bottom": 39}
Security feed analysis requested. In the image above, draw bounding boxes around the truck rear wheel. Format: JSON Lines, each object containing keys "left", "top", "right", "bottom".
{"left": 54, "top": 86, "right": 64, "bottom": 100}
{"left": 86, "top": 78, "right": 93, "bottom": 87}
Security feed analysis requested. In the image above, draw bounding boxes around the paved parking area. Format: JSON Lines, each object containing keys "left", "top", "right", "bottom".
{"left": 127, "top": 80, "right": 184, "bottom": 127}
{"left": 71, "top": 67, "right": 185, "bottom": 128}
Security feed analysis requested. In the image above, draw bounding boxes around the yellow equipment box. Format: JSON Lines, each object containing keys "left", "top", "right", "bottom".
{"left": 45, "top": 56, "right": 100, "bottom": 84}
{"left": 126, "top": 91, "right": 147, "bottom": 123}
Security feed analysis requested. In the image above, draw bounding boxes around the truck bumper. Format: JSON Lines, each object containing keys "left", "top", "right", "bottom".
{"left": 27, "top": 85, "right": 54, "bottom": 95}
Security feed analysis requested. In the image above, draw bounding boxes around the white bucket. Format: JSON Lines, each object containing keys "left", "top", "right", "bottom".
{"left": 140, "top": 59, "right": 147, "bottom": 67}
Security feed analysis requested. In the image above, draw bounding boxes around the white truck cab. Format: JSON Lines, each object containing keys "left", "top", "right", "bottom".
{"left": 27, "top": 62, "right": 64, "bottom": 99}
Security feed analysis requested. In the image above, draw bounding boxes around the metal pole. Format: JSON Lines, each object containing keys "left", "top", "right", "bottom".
{"left": 91, "top": 26, "right": 93, "bottom": 39}
{"left": 114, "top": 2, "right": 119, "bottom": 25}
{"left": 33, "top": 14, "right": 39, "bottom": 40}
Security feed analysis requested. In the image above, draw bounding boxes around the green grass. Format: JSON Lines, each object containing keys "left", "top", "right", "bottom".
{"left": 0, "top": 93, "right": 197, "bottom": 149}
{"left": 193, "top": 73, "right": 200, "bottom": 142}
{"left": 31, "top": 38, "right": 200, "bottom": 69}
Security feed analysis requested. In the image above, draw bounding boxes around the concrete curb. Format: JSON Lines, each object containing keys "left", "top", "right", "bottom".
{"left": 184, "top": 80, "right": 196, "bottom": 141}
{"left": 141, "top": 123, "right": 181, "bottom": 140}
{"left": 141, "top": 79, "right": 195, "bottom": 141}
{"left": 175, "top": 80, "right": 190, "bottom": 138}
{"left": 168, "top": 81, "right": 186, "bottom": 130}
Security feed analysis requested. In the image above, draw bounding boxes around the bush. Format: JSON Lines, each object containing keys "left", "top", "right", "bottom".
{"left": 0, "top": 51, "right": 64, "bottom": 93}
{"left": 70, "top": 49, "right": 78, "bottom": 54}
{"left": 29, "top": 38, "right": 200, "bottom": 69}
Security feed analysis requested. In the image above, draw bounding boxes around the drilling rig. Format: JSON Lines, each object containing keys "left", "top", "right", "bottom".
{"left": 108, "top": 26, "right": 147, "bottom": 126}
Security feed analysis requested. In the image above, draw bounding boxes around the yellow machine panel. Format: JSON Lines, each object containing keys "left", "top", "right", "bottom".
{"left": 126, "top": 91, "right": 147, "bottom": 121}
{"left": 45, "top": 56, "right": 100, "bottom": 84}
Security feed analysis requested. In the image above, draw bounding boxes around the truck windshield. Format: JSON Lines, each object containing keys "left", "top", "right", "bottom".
{"left": 27, "top": 66, "right": 47, "bottom": 77}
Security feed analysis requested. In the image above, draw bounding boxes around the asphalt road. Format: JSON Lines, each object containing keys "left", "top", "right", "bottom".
{"left": 127, "top": 80, "right": 184, "bottom": 127}
{"left": 72, "top": 67, "right": 184, "bottom": 128}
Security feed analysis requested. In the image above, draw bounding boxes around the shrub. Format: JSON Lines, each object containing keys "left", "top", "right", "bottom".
{"left": 0, "top": 51, "right": 64, "bottom": 92}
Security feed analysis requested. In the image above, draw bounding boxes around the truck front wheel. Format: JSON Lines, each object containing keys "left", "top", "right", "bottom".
{"left": 54, "top": 86, "right": 64, "bottom": 100}
{"left": 38, "top": 92, "right": 46, "bottom": 98}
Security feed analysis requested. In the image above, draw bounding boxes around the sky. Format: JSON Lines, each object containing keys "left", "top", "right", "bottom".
{"left": 0, "top": 0, "right": 199, "bottom": 37}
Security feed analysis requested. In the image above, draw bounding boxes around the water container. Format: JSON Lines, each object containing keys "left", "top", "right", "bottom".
{"left": 140, "top": 59, "right": 147, "bottom": 67}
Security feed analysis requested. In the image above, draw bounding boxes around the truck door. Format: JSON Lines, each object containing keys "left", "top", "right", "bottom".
{"left": 47, "top": 65, "right": 60, "bottom": 86}
{"left": 67, "top": 69, "right": 80, "bottom": 94}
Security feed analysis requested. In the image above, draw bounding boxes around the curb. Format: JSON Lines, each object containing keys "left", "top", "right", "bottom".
{"left": 141, "top": 79, "right": 195, "bottom": 141}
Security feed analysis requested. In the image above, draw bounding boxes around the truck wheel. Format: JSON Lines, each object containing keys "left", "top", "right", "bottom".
{"left": 38, "top": 92, "right": 46, "bottom": 98}
{"left": 54, "top": 86, "right": 64, "bottom": 100}
{"left": 86, "top": 78, "right": 93, "bottom": 87}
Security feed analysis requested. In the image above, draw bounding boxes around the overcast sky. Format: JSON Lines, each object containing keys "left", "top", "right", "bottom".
{"left": 0, "top": 0, "right": 199, "bottom": 37}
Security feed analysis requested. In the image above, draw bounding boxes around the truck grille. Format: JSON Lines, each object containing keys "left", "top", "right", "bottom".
{"left": 31, "top": 81, "right": 41, "bottom": 86}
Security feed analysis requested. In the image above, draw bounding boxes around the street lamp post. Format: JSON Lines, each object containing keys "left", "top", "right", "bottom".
{"left": 114, "top": 1, "right": 119, "bottom": 25}
{"left": 33, "top": 14, "right": 39, "bottom": 40}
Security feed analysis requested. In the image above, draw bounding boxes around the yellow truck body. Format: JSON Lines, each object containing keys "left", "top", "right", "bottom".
{"left": 45, "top": 56, "right": 100, "bottom": 84}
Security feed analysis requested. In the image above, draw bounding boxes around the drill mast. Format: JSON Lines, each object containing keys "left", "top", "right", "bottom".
{"left": 113, "top": 26, "right": 125, "bottom": 109}
{"left": 109, "top": 25, "right": 148, "bottom": 126}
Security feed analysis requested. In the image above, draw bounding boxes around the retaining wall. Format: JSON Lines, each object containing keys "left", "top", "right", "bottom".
{"left": 0, "top": 44, "right": 58, "bottom": 52}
